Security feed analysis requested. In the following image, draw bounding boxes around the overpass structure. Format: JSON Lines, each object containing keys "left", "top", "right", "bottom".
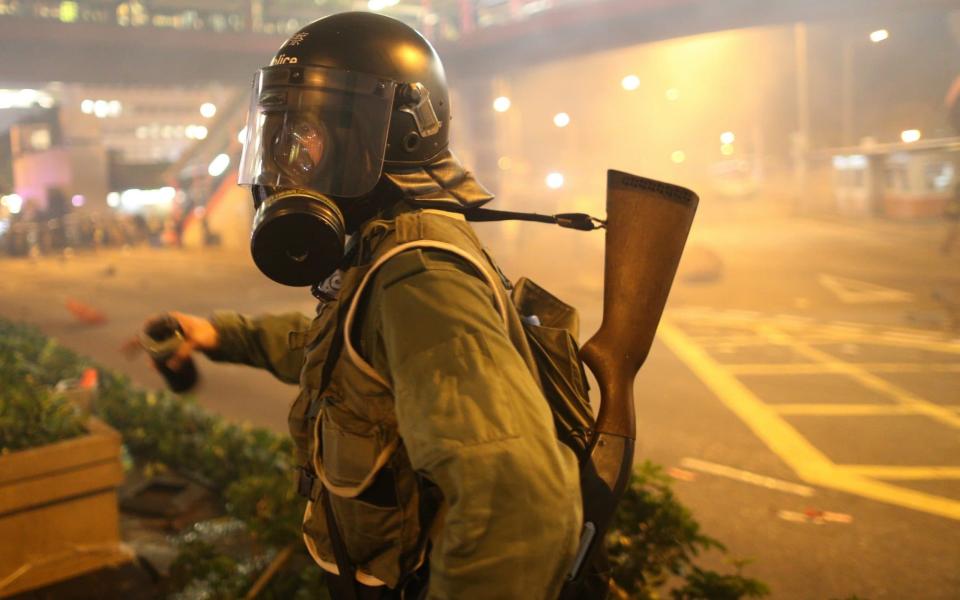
{"left": 0, "top": 0, "right": 955, "bottom": 86}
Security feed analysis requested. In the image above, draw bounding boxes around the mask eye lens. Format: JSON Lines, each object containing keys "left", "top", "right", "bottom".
{"left": 273, "top": 120, "right": 326, "bottom": 181}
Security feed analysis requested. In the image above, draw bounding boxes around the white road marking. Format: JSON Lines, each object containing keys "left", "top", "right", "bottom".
{"left": 818, "top": 274, "right": 914, "bottom": 304}
{"left": 679, "top": 457, "right": 816, "bottom": 497}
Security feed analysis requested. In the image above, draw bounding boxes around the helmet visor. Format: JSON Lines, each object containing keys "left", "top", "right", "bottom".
{"left": 238, "top": 66, "right": 397, "bottom": 198}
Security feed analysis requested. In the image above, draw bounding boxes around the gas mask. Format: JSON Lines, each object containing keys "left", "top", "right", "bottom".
{"left": 249, "top": 186, "right": 347, "bottom": 287}
{"left": 238, "top": 63, "right": 442, "bottom": 287}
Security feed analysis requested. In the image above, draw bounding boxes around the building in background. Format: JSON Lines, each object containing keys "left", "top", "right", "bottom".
{"left": 1, "top": 0, "right": 959, "bottom": 255}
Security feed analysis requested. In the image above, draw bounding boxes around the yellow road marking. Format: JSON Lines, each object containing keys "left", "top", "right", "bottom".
{"left": 774, "top": 404, "right": 916, "bottom": 416}
{"left": 835, "top": 466, "right": 960, "bottom": 480}
{"left": 728, "top": 362, "right": 960, "bottom": 376}
{"left": 824, "top": 331, "right": 960, "bottom": 354}
{"left": 691, "top": 334, "right": 850, "bottom": 348}
{"left": 757, "top": 325, "right": 960, "bottom": 430}
{"left": 658, "top": 321, "right": 960, "bottom": 521}
{"left": 668, "top": 307, "right": 960, "bottom": 354}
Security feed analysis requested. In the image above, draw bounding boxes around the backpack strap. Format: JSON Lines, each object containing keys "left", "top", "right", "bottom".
{"left": 342, "top": 239, "right": 510, "bottom": 389}
{"left": 320, "top": 487, "right": 361, "bottom": 600}
{"left": 309, "top": 238, "right": 509, "bottom": 500}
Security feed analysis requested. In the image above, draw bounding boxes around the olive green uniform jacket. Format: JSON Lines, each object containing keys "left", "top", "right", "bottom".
{"left": 205, "top": 208, "right": 582, "bottom": 599}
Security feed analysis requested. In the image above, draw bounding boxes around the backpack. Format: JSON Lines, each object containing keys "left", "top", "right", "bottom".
{"left": 510, "top": 277, "right": 596, "bottom": 460}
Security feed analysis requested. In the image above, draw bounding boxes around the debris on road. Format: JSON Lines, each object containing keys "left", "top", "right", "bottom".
{"left": 65, "top": 298, "right": 108, "bottom": 325}
{"left": 777, "top": 508, "right": 853, "bottom": 525}
{"left": 668, "top": 466, "right": 698, "bottom": 482}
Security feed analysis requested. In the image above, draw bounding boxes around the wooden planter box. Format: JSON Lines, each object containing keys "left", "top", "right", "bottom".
{"left": 0, "top": 418, "right": 129, "bottom": 597}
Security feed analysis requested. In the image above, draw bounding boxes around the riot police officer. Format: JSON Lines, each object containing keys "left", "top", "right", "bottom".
{"left": 163, "top": 11, "right": 582, "bottom": 600}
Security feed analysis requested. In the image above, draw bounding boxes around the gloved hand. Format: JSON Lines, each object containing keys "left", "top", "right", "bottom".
{"left": 162, "top": 311, "right": 219, "bottom": 368}
{"left": 137, "top": 312, "right": 217, "bottom": 393}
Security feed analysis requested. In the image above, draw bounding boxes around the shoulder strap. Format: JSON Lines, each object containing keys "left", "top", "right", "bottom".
{"left": 320, "top": 488, "right": 360, "bottom": 600}
{"left": 342, "top": 239, "right": 510, "bottom": 389}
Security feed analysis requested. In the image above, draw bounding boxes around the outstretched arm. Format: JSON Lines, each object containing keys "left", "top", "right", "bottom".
{"left": 365, "top": 249, "right": 582, "bottom": 600}
{"left": 192, "top": 310, "right": 311, "bottom": 384}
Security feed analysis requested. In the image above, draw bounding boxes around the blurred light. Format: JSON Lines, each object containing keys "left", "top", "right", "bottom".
{"left": 106, "top": 192, "right": 121, "bottom": 207}
{"left": 208, "top": 153, "right": 231, "bottom": 177}
{"left": 665, "top": 88, "right": 681, "bottom": 101}
{"left": 193, "top": 206, "right": 206, "bottom": 218}
{"left": 368, "top": 0, "right": 399, "bottom": 9}
{"left": 237, "top": 126, "right": 247, "bottom": 144}
{"left": 1, "top": 194, "right": 23, "bottom": 214}
{"left": 200, "top": 102, "right": 217, "bottom": 118}
{"left": 546, "top": 172, "right": 565, "bottom": 189}
{"left": 621, "top": 75, "right": 640, "bottom": 91}
{"left": 720, "top": 144, "right": 735, "bottom": 156}
{"left": 0, "top": 89, "right": 53, "bottom": 110}
{"left": 900, "top": 129, "right": 921, "bottom": 143}
{"left": 83, "top": 98, "right": 121, "bottom": 117}
{"left": 135, "top": 126, "right": 148, "bottom": 139}
{"left": 60, "top": 2, "right": 79, "bottom": 23}
{"left": 869, "top": 29, "right": 889, "bottom": 43}
{"left": 832, "top": 154, "right": 868, "bottom": 170}
{"left": 493, "top": 96, "right": 511, "bottom": 112}
{"left": 29, "top": 129, "right": 51, "bottom": 151}
{"left": 720, "top": 131, "right": 736, "bottom": 145}
{"left": 119, "top": 187, "right": 176, "bottom": 211}
{"left": 186, "top": 125, "right": 209, "bottom": 140}
{"left": 671, "top": 150, "right": 686, "bottom": 164}
{"left": 71, "top": 194, "right": 85, "bottom": 207}
{"left": 553, "top": 112, "right": 570, "bottom": 128}
{"left": 498, "top": 156, "right": 512, "bottom": 170}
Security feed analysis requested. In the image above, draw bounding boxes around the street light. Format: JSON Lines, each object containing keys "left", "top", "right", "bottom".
{"left": 621, "top": 75, "right": 640, "bottom": 91}
{"left": 208, "top": 153, "right": 231, "bottom": 177}
{"left": 553, "top": 112, "right": 570, "bottom": 128}
{"left": 368, "top": 0, "right": 399, "bottom": 9}
{"left": 900, "top": 129, "right": 921, "bottom": 143}
{"left": 841, "top": 30, "right": 890, "bottom": 145}
{"left": 1, "top": 194, "right": 23, "bottom": 214}
{"left": 493, "top": 96, "right": 511, "bottom": 112}
{"left": 200, "top": 102, "right": 217, "bottom": 118}
{"left": 546, "top": 172, "right": 564, "bottom": 189}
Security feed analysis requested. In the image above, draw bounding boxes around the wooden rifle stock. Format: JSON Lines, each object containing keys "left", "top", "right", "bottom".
{"left": 562, "top": 170, "right": 698, "bottom": 597}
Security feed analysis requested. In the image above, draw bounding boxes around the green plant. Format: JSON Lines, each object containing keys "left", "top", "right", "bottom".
{"left": 607, "top": 461, "right": 769, "bottom": 599}
{"left": 0, "top": 318, "right": 769, "bottom": 598}
{"left": 0, "top": 323, "right": 87, "bottom": 453}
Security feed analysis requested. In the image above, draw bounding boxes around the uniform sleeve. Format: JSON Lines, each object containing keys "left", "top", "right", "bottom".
{"left": 367, "top": 250, "right": 582, "bottom": 600}
{"left": 201, "top": 310, "right": 310, "bottom": 385}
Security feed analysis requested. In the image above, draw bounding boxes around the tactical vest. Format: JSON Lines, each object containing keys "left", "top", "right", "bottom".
{"left": 287, "top": 209, "right": 552, "bottom": 588}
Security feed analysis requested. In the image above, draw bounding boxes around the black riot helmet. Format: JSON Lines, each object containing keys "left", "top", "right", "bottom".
{"left": 238, "top": 11, "right": 451, "bottom": 286}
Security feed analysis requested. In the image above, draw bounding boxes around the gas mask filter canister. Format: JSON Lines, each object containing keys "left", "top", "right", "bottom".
{"left": 250, "top": 188, "right": 346, "bottom": 287}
